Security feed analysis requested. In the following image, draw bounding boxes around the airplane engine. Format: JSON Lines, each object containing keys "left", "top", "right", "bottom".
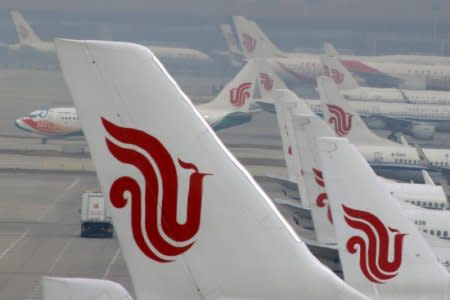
{"left": 364, "top": 116, "right": 387, "bottom": 129}
{"left": 408, "top": 122, "right": 435, "bottom": 140}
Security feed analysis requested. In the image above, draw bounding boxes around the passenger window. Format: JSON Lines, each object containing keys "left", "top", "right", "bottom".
{"left": 444, "top": 231, "right": 448, "bottom": 237}
{"left": 430, "top": 230, "right": 435, "bottom": 235}
{"left": 437, "top": 230, "right": 442, "bottom": 236}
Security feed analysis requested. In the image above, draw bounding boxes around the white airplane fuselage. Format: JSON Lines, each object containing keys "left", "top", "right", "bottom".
{"left": 271, "top": 55, "right": 450, "bottom": 90}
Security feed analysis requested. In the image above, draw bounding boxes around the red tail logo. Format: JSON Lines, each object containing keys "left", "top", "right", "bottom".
{"left": 242, "top": 33, "right": 256, "bottom": 53}
{"left": 312, "top": 168, "right": 332, "bottom": 223}
{"left": 229, "top": 82, "right": 252, "bottom": 107}
{"left": 343, "top": 205, "right": 407, "bottom": 283}
{"left": 102, "top": 118, "right": 211, "bottom": 263}
{"left": 326, "top": 104, "right": 353, "bottom": 136}
{"left": 260, "top": 72, "right": 274, "bottom": 91}
{"left": 323, "top": 66, "right": 344, "bottom": 84}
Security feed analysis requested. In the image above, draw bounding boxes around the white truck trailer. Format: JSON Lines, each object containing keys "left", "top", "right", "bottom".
{"left": 80, "top": 191, "right": 113, "bottom": 238}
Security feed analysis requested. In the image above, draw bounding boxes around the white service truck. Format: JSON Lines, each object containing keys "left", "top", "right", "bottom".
{"left": 80, "top": 191, "right": 113, "bottom": 238}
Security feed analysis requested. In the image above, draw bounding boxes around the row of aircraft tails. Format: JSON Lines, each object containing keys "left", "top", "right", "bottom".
{"left": 37, "top": 38, "right": 450, "bottom": 300}
{"left": 16, "top": 43, "right": 450, "bottom": 143}
{"left": 226, "top": 16, "right": 450, "bottom": 91}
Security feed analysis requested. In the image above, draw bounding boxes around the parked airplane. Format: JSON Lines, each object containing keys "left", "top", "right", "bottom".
{"left": 14, "top": 108, "right": 82, "bottom": 143}
{"left": 321, "top": 137, "right": 450, "bottom": 298}
{"left": 233, "top": 16, "right": 450, "bottom": 90}
{"left": 8, "top": 10, "right": 210, "bottom": 64}
{"left": 8, "top": 10, "right": 55, "bottom": 52}
{"left": 15, "top": 60, "right": 259, "bottom": 143}
{"left": 322, "top": 45, "right": 450, "bottom": 140}
{"left": 323, "top": 43, "right": 450, "bottom": 105}
{"left": 273, "top": 91, "right": 450, "bottom": 275}
{"left": 318, "top": 76, "right": 450, "bottom": 181}
{"left": 53, "top": 38, "right": 369, "bottom": 300}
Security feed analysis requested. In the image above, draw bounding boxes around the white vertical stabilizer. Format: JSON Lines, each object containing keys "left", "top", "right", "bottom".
{"left": 319, "top": 137, "right": 450, "bottom": 299}
{"left": 233, "top": 16, "right": 283, "bottom": 58}
{"left": 318, "top": 76, "right": 397, "bottom": 146}
{"left": 321, "top": 43, "right": 360, "bottom": 90}
{"left": 55, "top": 39, "right": 367, "bottom": 300}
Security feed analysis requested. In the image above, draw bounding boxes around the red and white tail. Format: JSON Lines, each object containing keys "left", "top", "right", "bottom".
{"left": 233, "top": 16, "right": 283, "bottom": 59}
{"left": 11, "top": 10, "right": 43, "bottom": 45}
{"left": 321, "top": 43, "right": 360, "bottom": 90}
{"left": 279, "top": 91, "right": 337, "bottom": 244}
{"left": 200, "top": 59, "right": 257, "bottom": 114}
{"left": 55, "top": 39, "right": 367, "bottom": 300}
{"left": 319, "top": 137, "right": 450, "bottom": 299}
{"left": 318, "top": 76, "right": 396, "bottom": 146}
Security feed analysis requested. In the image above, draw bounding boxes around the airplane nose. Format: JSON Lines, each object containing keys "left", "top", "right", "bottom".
{"left": 15, "top": 118, "right": 27, "bottom": 131}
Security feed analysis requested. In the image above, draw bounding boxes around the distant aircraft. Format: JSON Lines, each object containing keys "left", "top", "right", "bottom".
{"left": 321, "top": 137, "right": 450, "bottom": 298}
{"left": 323, "top": 43, "right": 450, "bottom": 105}
{"left": 272, "top": 91, "right": 450, "bottom": 268}
{"left": 14, "top": 108, "right": 82, "bottom": 143}
{"left": 233, "top": 16, "right": 450, "bottom": 90}
{"left": 52, "top": 38, "right": 369, "bottom": 300}
{"left": 8, "top": 10, "right": 210, "bottom": 65}
{"left": 15, "top": 60, "right": 259, "bottom": 143}
{"left": 318, "top": 76, "right": 450, "bottom": 181}
{"left": 8, "top": 10, "right": 55, "bottom": 52}
{"left": 321, "top": 45, "right": 450, "bottom": 140}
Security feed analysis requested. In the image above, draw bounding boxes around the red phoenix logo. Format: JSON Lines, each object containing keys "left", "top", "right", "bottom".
{"left": 343, "top": 205, "right": 407, "bottom": 283}
{"left": 102, "top": 118, "right": 211, "bottom": 263}
{"left": 260, "top": 72, "right": 274, "bottom": 91}
{"left": 327, "top": 104, "right": 353, "bottom": 136}
{"left": 312, "top": 168, "right": 332, "bottom": 223}
{"left": 242, "top": 33, "right": 256, "bottom": 53}
{"left": 229, "top": 82, "right": 252, "bottom": 107}
{"left": 323, "top": 66, "right": 344, "bottom": 84}
{"left": 331, "top": 68, "right": 344, "bottom": 84}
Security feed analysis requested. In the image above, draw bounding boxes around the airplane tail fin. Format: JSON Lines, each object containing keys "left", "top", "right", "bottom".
{"left": 272, "top": 88, "right": 337, "bottom": 242}
{"left": 55, "top": 39, "right": 367, "bottom": 300}
{"left": 220, "top": 24, "right": 241, "bottom": 56}
{"left": 321, "top": 43, "right": 360, "bottom": 90}
{"left": 11, "top": 10, "right": 42, "bottom": 45}
{"left": 319, "top": 137, "right": 450, "bottom": 299}
{"left": 220, "top": 24, "right": 244, "bottom": 67}
{"left": 41, "top": 277, "right": 132, "bottom": 300}
{"left": 232, "top": 16, "right": 283, "bottom": 58}
{"left": 271, "top": 90, "right": 306, "bottom": 206}
{"left": 202, "top": 59, "right": 257, "bottom": 113}
{"left": 318, "top": 76, "right": 396, "bottom": 146}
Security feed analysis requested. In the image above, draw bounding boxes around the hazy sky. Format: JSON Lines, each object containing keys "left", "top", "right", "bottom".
{"left": 0, "top": 0, "right": 449, "bottom": 22}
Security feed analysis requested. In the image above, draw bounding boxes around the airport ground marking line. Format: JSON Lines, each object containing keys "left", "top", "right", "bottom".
{"left": 37, "top": 176, "right": 80, "bottom": 222}
{"left": 47, "top": 236, "right": 75, "bottom": 274}
{"left": 103, "top": 247, "right": 121, "bottom": 278}
{"left": 0, "top": 230, "right": 28, "bottom": 260}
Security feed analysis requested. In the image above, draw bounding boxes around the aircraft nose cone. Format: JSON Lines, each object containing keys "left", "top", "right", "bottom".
{"left": 14, "top": 118, "right": 23, "bottom": 129}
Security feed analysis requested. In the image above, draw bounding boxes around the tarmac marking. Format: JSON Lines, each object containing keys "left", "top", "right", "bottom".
{"left": 103, "top": 247, "right": 121, "bottom": 278}
{"left": 37, "top": 177, "right": 80, "bottom": 222}
{"left": 0, "top": 230, "right": 28, "bottom": 260}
